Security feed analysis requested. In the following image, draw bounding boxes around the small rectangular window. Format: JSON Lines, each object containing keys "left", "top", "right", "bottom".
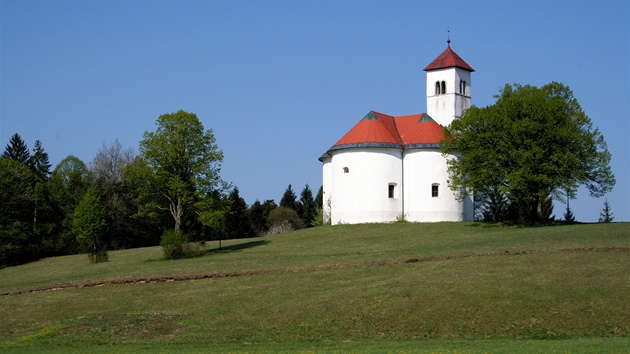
{"left": 432, "top": 184, "right": 439, "bottom": 198}
{"left": 388, "top": 184, "right": 396, "bottom": 199}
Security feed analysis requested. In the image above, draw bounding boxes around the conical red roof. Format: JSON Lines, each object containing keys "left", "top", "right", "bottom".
{"left": 423, "top": 43, "right": 474, "bottom": 72}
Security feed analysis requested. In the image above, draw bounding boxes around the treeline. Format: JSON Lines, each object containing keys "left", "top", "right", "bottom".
{"left": 1, "top": 111, "right": 325, "bottom": 268}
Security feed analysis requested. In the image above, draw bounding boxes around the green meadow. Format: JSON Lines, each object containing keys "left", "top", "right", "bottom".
{"left": 1, "top": 222, "right": 628, "bottom": 353}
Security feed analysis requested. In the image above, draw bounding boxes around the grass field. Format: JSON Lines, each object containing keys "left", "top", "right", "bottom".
{"left": 1, "top": 222, "right": 628, "bottom": 352}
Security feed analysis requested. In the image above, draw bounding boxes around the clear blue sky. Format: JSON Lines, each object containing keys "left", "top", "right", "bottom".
{"left": 1, "top": 0, "right": 628, "bottom": 222}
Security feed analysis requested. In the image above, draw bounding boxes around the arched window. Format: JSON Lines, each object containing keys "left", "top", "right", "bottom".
{"left": 342, "top": 167, "right": 349, "bottom": 174}
{"left": 435, "top": 81, "right": 440, "bottom": 95}
{"left": 441, "top": 81, "right": 446, "bottom": 95}
{"left": 431, "top": 183, "right": 439, "bottom": 198}
{"left": 388, "top": 183, "right": 397, "bottom": 199}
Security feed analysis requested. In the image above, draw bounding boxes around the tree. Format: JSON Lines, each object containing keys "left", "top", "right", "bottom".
{"left": 598, "top": 198, "right": 614, "bottom": 223}
{"left": 249, "top": 199, "right": 277, "bottom": 235}
{"left": 224, "top": 187, "right": 255, "bottom": 239}
{"left": 3, "top": 133, "right": 30, "bottom": 165}
{"left": 0, "top": 159, "right": 38, "bottom": 267}
{"left": 297, "top": 184, "right": 316, "bottom": 227}
{"left": 280, "top": 184, "right": 297, "bottom": 211}
{"left": 30, "top": 140, "right": 52, "bottom": 181}
{"left": 91, "top": 139, "right": 135, "bottom": 185}
{"left": 475, "top": 186, "right": 510, "bottom": 222}
{"left": 266, "top": 206, "right": 304, "bottom": 236}
{"left": 47, "top": 155, "right": 92, "bottom": 254}
{"left": 138, "top": 110, "right": 224, "bottom": 232}
{"left": 90, "top": 140, "right": 144, "bottom": 249}
{"left": 441, "top": 82, "right": 615, "bottom": 224}
{"left": 73, "top": 185, "right": 108, "bottom": 263}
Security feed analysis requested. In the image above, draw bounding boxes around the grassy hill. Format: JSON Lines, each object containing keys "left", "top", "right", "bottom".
{"left": 1, "top": 222, "right": 628, "bottom": 353}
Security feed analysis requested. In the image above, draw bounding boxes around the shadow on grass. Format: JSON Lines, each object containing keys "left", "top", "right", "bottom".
{"left": 200, "top": 239, "right": 270, "bottom": 256}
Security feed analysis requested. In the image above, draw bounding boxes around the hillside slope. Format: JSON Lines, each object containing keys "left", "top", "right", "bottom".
{"left": 1, "top": 222, "right": 628, "bottom": 350}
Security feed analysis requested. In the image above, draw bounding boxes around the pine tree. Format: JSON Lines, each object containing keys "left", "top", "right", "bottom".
{"left": 31, "top": 140, "right": 52, "bottom": 181}
{"left": 563, "top": 190, "right": 576, "bottom": 224}
{"left": 297, "top": 184, "right": 316, "bottom": 227}
{"left": 280, "top": 184, "right": 297, "bottom": 211}
{"left": 315, "top": 185, "right": 324, "bottom": 210}
{"left": 249, "top": 199, "right": 276, "bottom": 235}
{"left": 2, "top": 133, "right": 30, "bottom": 165}
{"left": 598, "top": 199, "right": 614, "bottom": 223}
{"left": 224, "top": 187, "right": 254, "bottom": 239}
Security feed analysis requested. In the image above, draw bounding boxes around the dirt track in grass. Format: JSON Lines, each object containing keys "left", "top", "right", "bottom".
{"left": 2, "top": 247, "right": 627, "bottom": 297}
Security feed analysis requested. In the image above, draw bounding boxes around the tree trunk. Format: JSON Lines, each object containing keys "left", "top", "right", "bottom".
{"left": 171, "top": 198, "right": 183, "bottom": 231}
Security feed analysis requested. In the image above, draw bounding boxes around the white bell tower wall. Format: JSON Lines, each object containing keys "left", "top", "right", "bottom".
{"left": 426, "top": 67, "right": 471, "bottom": 127}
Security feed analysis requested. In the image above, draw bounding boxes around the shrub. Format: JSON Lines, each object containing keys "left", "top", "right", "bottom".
{"left": 266, "top": 207, "right": 303, "bottom": 236}
{"left": 88, "top": 249, "right": 109, "bottom": 263}
{"left": 160, "top": 229, "right": 196, "bottom": 259}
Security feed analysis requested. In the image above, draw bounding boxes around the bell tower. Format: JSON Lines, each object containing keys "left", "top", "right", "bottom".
{"left": 423, "top": 39, "right": 474, "bottom": 127}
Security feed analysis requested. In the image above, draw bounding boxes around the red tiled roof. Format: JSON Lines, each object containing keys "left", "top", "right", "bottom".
{"left": 330, "top": 111, "right": 444, "bottom": 150}
{"left": 394, "top": 114, "right": 445, "bottom": 145}
{"left": 334, "top": 111, "right": 401, "bottom": 146}
{"left": 423, "top": 44, "right": 474, "bottom": 72}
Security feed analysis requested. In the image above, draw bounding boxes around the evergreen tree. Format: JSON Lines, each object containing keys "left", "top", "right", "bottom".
{"left": 0, "top": 159, "right": 38, "bottom": 267}
{"left": 315, "top": 185, "right": 324, "bottom": 210}
{"left": 598, "top": 199, "right": 614, "bottom": 223}
{"left": 2, "top": 133, "right": 30, "bottom": 165}
{"left": 280, "top": 184, "right": 297, "bottom": 211}
{"left": 224, "top": 187, "right": 255, "bottom": 239}
{"left": 478, "top": 186, "right": 510, "bottom": 222}
{"left": 539, "top": 193, "right": 555, "bottom": 223}
{"left": 297, "top": 184, "right": 316, "bottom": 227}
{"left": 249, "top": 199, "right": 276, "bottom": 235}
{"left": 31, "top": 140, "right": 51, "bottom": 181}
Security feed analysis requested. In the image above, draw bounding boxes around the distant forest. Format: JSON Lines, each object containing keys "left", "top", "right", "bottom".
{"left": 1, "top": 130, "right": 323, "bottom": 268}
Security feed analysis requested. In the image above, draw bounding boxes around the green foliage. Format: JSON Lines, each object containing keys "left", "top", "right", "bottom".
{"left": 160, "top": 229, "right": 195, "bottom": 260}
{"left": 2, "top": 133, "right": 30, "bottom": 164}
{"left": 73, "top": 185, "right": 108, "bottom": 263}
{"left": 249, "top": 199, "right": 277, "bottom": 235}
{"left": 563, "top": 207, "right": 576, "bottom": 224}
{"left": 138, "top": 110, "right": 224, "bottom": 232}
{"left": 0, "top": 159, "right": 38, "bottom": 267}
{"left": 224, "top": 187, "right": 255, "bottom": 239}
{"left": 598, "top": 199, "right": 614, "bottom": 223}
{"left": 266, "top": 206, "right": 303, "bottom": 235}
{"left": 297, "top": 184, "right": 317, "bottom": 227}
{"left": 442, "top": 82, "right": 615, "bottom": 224}
{"left": 31, "top": 140, "right": 51, "bottom": 181}
{"left": 47, "top": 155, "right": 92, "bottom": 254}
{"left": 279, "top": 184, "right": 297, "bottom": 210}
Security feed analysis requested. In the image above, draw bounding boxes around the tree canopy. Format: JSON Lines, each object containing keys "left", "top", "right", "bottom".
{"left": 441, "top": 82, "right": 615, "bottom": 224}
{"left": 137, "top": 110, "right": 224, "bottom": 231}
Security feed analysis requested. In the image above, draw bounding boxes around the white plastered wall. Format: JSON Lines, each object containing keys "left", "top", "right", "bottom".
{"left": 403, "top": 149, "right": 467, "bottom": 221}
{"left": 329, "top": 148, "right": 402, "bottom": 224}
{"left": 426, "top": 68, "right": 472, "bottom": 127}
{"left": 321, "top": 156, "right": 332, "bottom": 224}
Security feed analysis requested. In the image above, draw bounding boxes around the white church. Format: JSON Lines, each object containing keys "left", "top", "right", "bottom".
{"left": 319, "top": 41, "right": 475, "bottom": 224}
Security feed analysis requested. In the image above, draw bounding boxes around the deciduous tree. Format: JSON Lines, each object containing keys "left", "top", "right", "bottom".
{"left": 137, "top": 110, "right": 224, "bottom": 232}
{"left": 73, "top": 185, "right": 108, "bottom": 263}
{"left": 441, "top": 82, "right": 615, "bottom": 224}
